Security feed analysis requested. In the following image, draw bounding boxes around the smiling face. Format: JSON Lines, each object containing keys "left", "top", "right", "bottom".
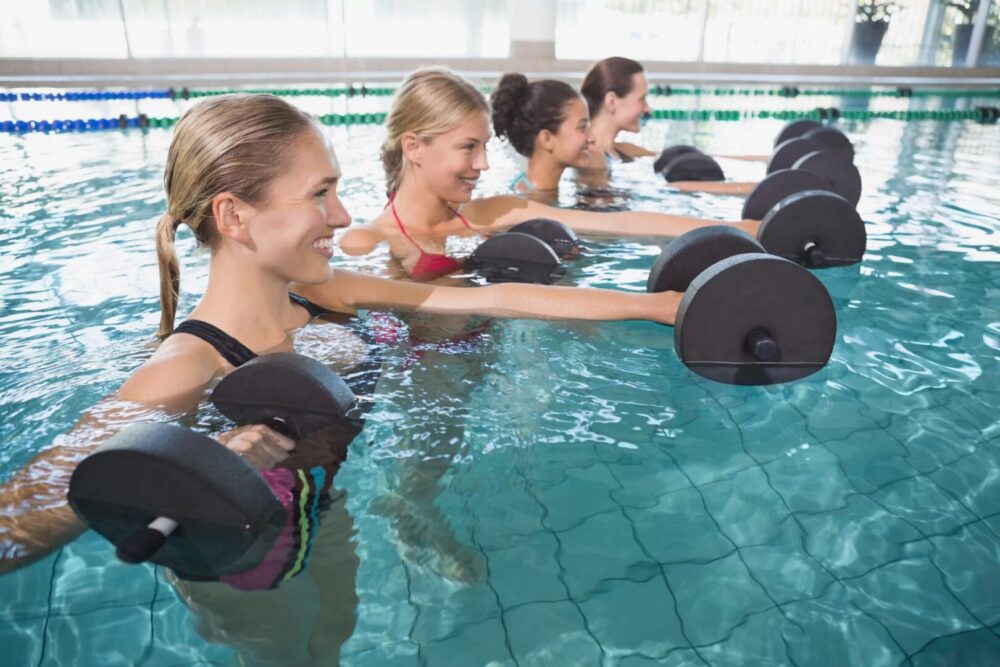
{"left": 545, "top": 96, "right": 595, "bottom": 168}
{"left": 245, "top": 130, "right": 351, "bottom": 284}
{"left": 411, "top": 111, "right": 491, "bottom": 203}
{"left": 610, "top": 72, "right": 650, "bottom": 133}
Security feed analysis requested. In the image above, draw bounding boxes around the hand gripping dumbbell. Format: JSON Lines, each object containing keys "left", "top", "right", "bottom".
{"left": 646, "top": 226, "right": 837, "bottom": 386}
{"left": 67, "top": 353, "right": 360, "bottom": 579}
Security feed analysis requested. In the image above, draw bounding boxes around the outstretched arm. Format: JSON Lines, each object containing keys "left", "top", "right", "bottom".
{"left": 671, "top": 180, "right": 757, "bottom": 197}
{"left": 713, "top": 153, "right": 771, "bottom": 163}
{"left": 615, "top": 141, "right": 658, "bottom": 158}
{"left": 462, "top": 195, "right": 760, "bottom": 238}
{"left": 0, "top": 450, "right": 88, "bottom": 573}
{"left": 298, "top": 269, "right": 684, "bottom": 326}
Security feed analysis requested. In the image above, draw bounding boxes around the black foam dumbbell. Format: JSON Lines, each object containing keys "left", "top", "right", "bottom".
{"left": 654, "top": 145, "right": 726, "bottom": 183}
{"left": 466, "top": 218, "right": 579, "bottom": 284}
{"left": 653, "top": 145, "right": 702, "bottom": 174}
{"left": 741, "top": 169, "right": 866, "bottom": 267}
{"left": 68, "top": 353, "right": 359, "bottom": 579}
{"left": 773, "top": 119, "right": 823, "bottom": 147}
{"left": 646, "top": 227, "right": 837, "bottom": 386}
{"left": 769, "top": 125, "right": 855, "bottom": 173}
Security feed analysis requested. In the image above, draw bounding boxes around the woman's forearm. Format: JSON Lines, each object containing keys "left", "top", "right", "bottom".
{"left": 419, "top": 283, "right": 682, "bottom": 326}
{"left": 672, "top": 181, "right": 757, "bottom": 197}
{"left": 0, "top": 393, "right": 182, "bottom": 577}
{"left": 0, "top": 447, "right": 88, "bottom": 576}
{"left": 555, "top": 207, "right": 753, "bottom": 238}
{"left": 321, "top": 271, "right": 683, "bottom": 326}
{"left": 0, "top": 505, "right": 86, "bottom": 576}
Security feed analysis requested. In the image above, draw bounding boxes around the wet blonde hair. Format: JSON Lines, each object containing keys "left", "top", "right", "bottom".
{"left": 155, "top": 93, "right": 318, "bottom": 339}
{"left": 381, "top": 68, "right": 489, "bottom": 196}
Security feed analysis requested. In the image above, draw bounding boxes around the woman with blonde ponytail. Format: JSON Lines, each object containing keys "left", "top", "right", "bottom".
{"left": 338, "top": 67, "right": 760, "bottom": 281}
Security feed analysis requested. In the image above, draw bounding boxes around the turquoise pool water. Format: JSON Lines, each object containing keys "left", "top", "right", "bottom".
{"left": 1, "top": 95, "right": 999, "bottom": 666}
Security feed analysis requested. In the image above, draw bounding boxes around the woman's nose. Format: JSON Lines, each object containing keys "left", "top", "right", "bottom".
{"left": 329, "top": 197, "right": 352, "bottom": 228}
{"left": 473, "top": 150, "right": 489, "bottom": 172}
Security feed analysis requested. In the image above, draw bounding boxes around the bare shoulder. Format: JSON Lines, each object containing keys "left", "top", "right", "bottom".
{"left": 118, "top": 334, "right": 223, "bottom": 406}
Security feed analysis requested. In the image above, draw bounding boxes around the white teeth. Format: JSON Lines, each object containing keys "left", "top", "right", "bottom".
{"left": 312, "top": 237, "right": 332, "bottom": 250}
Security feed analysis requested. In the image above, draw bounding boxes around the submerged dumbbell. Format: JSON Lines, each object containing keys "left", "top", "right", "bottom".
{"left": 68, "top": 353, "right": 360, "bottom": 579}
{"left": 741, "top": 169, "right": 867, "bottom": 267}
{"left": 646, "top": 226, "right": 836, "bottom": 385}
{"left": 466, "top": 218, "right": 579, "bottom": 284}
{"left": 654, "top": 146, "right": 726, "bottom": 182}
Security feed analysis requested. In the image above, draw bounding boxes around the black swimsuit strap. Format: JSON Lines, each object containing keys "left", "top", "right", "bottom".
{"left": 173, "top": 320, "right": 256, "bottom": 367}
{"left": 289, "top": 292, "right": 329, "bottom": 319}
{"left": 172, "top": 293, "right": 329, "bottom": 367}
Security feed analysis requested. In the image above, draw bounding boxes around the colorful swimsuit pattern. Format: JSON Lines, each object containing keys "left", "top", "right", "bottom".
{"left": 171, "top": 293, "right": 379, "bottom": 590}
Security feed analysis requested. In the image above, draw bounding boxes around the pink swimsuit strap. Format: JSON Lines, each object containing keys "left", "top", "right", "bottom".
{"left": 386, "top": 194, "right": 472, "bottom": 281}
{"left": 386, "top": 193, "right": 473, "bottom": 254}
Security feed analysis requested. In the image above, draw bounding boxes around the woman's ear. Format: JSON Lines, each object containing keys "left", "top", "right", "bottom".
{"left": 537, "top": 128, "right": 556, "bottom": 153}
{"left": 603, "top": 91, "right": 618, "bottom": 114}
{"left": 401, "top": 131, "right": 423, "bottom": 167}
{"left": 211, "top": 192, "right": 254, "bottom": 243}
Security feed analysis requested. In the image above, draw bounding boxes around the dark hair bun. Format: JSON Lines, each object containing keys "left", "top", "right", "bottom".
{"left": 491, "top": 73, "right": 530, "bottom": 142}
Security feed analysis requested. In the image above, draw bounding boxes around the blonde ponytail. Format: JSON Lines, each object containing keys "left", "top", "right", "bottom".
{"left": 155, "top": 213, "right": 181, "bottom": 339}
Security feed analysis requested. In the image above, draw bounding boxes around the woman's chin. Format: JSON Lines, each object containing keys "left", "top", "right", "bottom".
{"left": 448, "top": 189, "right": 474, "bottom": 204}
{"left": 294, "top": 264, "right": 334, "bottom": 285}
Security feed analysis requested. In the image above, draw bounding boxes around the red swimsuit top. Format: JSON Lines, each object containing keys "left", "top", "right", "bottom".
{"left": 388, "top": 194, "right": 475, "bottom": 282}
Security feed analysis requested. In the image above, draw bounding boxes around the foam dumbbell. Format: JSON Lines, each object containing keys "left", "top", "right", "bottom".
{"left": 646, "top": 227, "right": 837, "bottom": 385}
{"left": 68, "top": 353, "right": 359, "bottom": 579}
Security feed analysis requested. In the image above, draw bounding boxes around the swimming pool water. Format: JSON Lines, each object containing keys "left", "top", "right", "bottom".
{"left": 1, "top": 95, "right": 999, "bottom": 666}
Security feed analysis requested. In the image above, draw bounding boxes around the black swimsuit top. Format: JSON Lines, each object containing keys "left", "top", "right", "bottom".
{"left": 173, "top": 293, "right": 326, "bottom": 367}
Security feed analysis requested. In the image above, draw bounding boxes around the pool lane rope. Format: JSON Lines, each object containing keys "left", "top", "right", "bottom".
{"left": 2, "top": 85, "right": 999, "bottom": 103}
{"left": 3, "top": 105, "right": 998, "bottom": 135}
